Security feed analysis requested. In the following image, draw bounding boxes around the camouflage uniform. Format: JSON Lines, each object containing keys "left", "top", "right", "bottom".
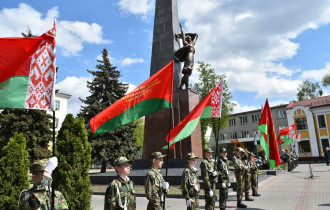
{"left": 145, "top": 152, "right": 167, "bottom": 210}
{"left": 233, "top": 154, "right": 245, "bottom": 201}
{"left": 217, "top": 148, "right": 230, "bottom": 209}
{"left": 18, "top": 159, "right": 68, "bottom": 210}
{"left": 181, "top": 153, "right": 200, "bottom": 210}
{"left": 200, "top": 148, "right": 217, "bottom": 210}
{"left": 104, "top": 157, "right": 136, "bottom": 210}
{"left": 104, "top": 176, "right": 136, "bottom": 210}
{"left": 249, "top": 153, "right": 260, "bottom": 196}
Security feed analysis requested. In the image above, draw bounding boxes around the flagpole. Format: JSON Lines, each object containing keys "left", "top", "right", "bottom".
{"left": 253, "top": 130, "right": 259, "bottom": 191}
{"left": 51, "top": 110, "right": 55, "bottom": 210}
{"left": 214, "top": 119, "right": 220, "bottom": 169}
{"left": 164, "top": 106, "right": 172, "bottom": 209}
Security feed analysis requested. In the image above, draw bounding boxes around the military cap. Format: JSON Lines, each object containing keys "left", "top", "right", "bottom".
{"left": 113, "top": 156, "right": 130, "bottom": 167}
{"left": 186, "top": 152, "right": 198, "bottom": 160}
{"left": 235, "top": 147, "right": 245, "bottom": 152}
{"left": 249, "top": 152, "right": 255, "bottom": 157}
{"left": 30, "top": 159, "right": 48, "bottom": 174}
{"left": 203, "top": 148, "right": 214, "bottom": 153}
{"left": 220, "top": 147, "right": 227, "bottom": 153}
{"left": 150, "top": 151, "right": 166, "bottom": 159}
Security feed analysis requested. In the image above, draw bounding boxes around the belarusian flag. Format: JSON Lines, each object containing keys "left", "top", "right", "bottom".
{"left": 258, "top": 99, "right": 281, "bottom": 168}
{"left": 277, "top": 124, "right": 297, "bottom": 145}
{"left": 163, "top": 80, "right": 223, "bottom": 149}
{"left": 90, "top": 61, "right": 174, "bottom": 136}
{"left": 0, "top": 24, "right": 57, "bottom": 111}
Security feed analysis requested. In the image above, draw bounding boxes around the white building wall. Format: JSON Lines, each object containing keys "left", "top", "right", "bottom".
{"left": 46, "top": 93, "right": 71, "bottom": 132}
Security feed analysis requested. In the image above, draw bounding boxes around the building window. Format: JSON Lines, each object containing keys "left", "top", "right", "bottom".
{"left": 277, "top": 110, "right": 287, "bottom": 119}
{"left": 219, "top": 134, "right": 227, "bottom": 140}
{"left": 55, "top": 118, "right": 59, "bottom": 128}
{"left": 240, "top": 116, "right": 248, "bottom": 124}
{"left": 295, "top": 117, "right": 307, "bottom": 130}
{"left": 241, "top": 131, "right": 249, "bottom": 138}
{"left": 229, "top": 118, "right": 236, "bottom": 126}
{"left": 252, "top": 114, "right": 260, "bottom": 122}
{"left": 230, "top": 132, "right": 237, "bottom": 139}
{"left": 55, "top": 100, "right": 60, "bottom": 111}
{"left": 298, "top": 140, "right": 311, "bottom": 153}
{"left": 317, "top": 115, "right": 326, "bottom": 128}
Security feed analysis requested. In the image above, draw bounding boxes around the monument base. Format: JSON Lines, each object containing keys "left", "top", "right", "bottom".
{"left": 143, "top": 89, "right": 203, "bottom": 160}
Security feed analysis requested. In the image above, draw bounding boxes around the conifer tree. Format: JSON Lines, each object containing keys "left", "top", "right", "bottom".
{"left": 79, "top": 48, "right": 140, "bottom": 172}
{"left": 0, "top": 109, "right": 52, "bottom": 164}
{"left": 0, "top": 133, "right": 29, "bottom": 209}
{"left": 54, "top": 114, "right": 92, "bottom": 210}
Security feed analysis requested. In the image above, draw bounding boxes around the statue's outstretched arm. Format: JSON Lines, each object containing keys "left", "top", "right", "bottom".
{"left": 179, "top": 23, "right": 186, "bottom": 46}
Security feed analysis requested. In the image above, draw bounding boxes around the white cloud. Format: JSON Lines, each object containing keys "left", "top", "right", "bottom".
{"left": 56, "top": 76, "right": 90, "bottom": 116}
{"left": 0, "top": 3, "right": 110, "bottom": 56}
{"left": 121, "top": 58, "right": 144, "bottom": 66}
{"left": 300, "top": 63, "right": 330, "bottom": 81}
{"left": 117, "top": 0, "right": 154, "bottom": 20}
{"left": 126, "top": 83, "right": 137, "bottom": 93}
{"left": 232, "top": 101, "right": 258, "bottom": 114}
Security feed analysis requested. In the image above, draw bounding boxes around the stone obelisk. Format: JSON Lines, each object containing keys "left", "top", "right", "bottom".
{"left": 143, "top": 0, "right": 203, "bottom": 160}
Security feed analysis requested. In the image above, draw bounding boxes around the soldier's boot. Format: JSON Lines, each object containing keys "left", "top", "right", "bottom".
{"left": 252, "top": 189, "right": 261, "bottom": 196}
{"left": 245, "top": 192, "right": 254, "bottom": 201}
{"left": 237, "top": 200, "right": 247, "bottom": 208}
{"left": 220, "top": 208, "right": 226, "bottom": 210}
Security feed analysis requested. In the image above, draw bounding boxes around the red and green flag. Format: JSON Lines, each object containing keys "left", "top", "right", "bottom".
{"left": 0, "top": 23, "right": 57, "bottom": 110}
{"left": 90, "top": 61, "right": 174, "bottom": 136}
{"left": 277, "top": 124, "right": 297, "bottom": 145}
{"left": 258, "top": 99, "right": 281, "bottom": 168}
{"left": 163, "top": 80, "right": 223, "bottom": 149}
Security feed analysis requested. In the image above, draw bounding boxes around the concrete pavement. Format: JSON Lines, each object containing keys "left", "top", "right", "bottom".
{"left": 93, "top": 163, "right": 330, "bottom": 209}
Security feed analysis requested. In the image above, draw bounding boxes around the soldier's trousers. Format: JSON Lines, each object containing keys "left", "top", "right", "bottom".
{"left": 219, "top": 186, "right": 228, "bottom": 208}
{"left": 244, "top": 173, "right": 251, "bottom": 193}
{"left": 251, "top": 173, "right": 257, "bottom": 191}
{"left": 235, "top": 172, "right": 244, "bottom": 201}
{"left": 147, "top": 200, "right": 163, "bottom": 210}
{"left": 187, "top": 196, "right": 199, "bottom": 210}
{"left": 204, "top": 183, "right": 216, "bottom": 210}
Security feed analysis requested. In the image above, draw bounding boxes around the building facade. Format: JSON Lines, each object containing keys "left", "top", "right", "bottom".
{"left": 210, "top": 104, "right": 288, "bottom": 157}
{"left": 286, "top": 95, "right": 330, "bottom": 157}
{"left": 46, "top": 92, "right": 71, "bottom": 132}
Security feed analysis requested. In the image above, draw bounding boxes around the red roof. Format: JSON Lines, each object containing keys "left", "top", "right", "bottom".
{"left": 286, "top": 95, "right": 330, "bottom": 109}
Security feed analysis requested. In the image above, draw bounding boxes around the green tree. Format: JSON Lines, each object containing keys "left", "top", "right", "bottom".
{"left": 297, "top": 79, "right": 323, "bottom": 101}
{"left": 0, "top": 109, "right": 52, "bottom": 164}
{"left": 54, "top": 114, "right": 92, "bottom": 210}
{"left": 322, "top": 71, "right": 330, "bottom": 87}
{"left": 134, "top": 118, "right": 145, "bottom": 153}
{"left": 78, "top": 48, "right": 140, "bottom": 172}
{"left": 0, "top": 133, "right": 29, "bottom": 210}
{"left": 193, "top": 61, "right": 235, "bottom": 150}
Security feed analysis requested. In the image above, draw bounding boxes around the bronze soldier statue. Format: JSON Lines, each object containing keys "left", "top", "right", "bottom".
{"left": 175, "top": 23, "right": 198, "bottom": 90}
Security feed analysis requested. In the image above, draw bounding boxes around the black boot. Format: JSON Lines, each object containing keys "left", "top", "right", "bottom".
{"left": 245, "top": 192, "right": 254, "bottom": 201}
{"left": 252, "top": 189, "right": 261, "bottom": 196}
{"left": 237, "top": 200, "right": 247, "bottom": 208}
{"left": 220, "top": 208, "right": 226, "bottom": 210}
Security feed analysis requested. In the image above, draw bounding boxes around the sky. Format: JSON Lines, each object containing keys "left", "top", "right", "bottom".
{"left": 1, "top": 0, "right": 330, "bottom": 116}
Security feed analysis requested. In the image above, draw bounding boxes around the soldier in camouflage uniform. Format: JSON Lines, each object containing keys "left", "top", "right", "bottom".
{"left": 144, "top": 152, "right": 169, "bottom": 210}
{"left": 181, "top": 152, "right": 200, "bottom": 210}
{"left": 200, "top": 148, "right": 217, "bottom": 210}
{"left": 249, "top": 152, "right": 260, "bottom": 196}
{"left": 217, "top": 148, "right": 230, "bottom": 210}
{"left": 18, "top": 157, "right": 68, "bottom": 210}
{"left": 104, "top": 157, "right": 136, "bottom": 210}
{"left": 242, "top": 149, "right": 254, "bottom": 201}
{"left": 232, "top": 147, "right": 247, "bottom": 208}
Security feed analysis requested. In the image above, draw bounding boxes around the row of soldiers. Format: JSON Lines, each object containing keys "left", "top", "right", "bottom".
{"left": 282, "top": 149, "right": 298, "bottom": 172}
{"left": 18, "top": 147, "right": 261, "bottom": 210}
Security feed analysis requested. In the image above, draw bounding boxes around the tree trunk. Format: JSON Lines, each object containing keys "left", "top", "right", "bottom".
{"left": 101, "top": 160, "right": 106, "bottom": 173}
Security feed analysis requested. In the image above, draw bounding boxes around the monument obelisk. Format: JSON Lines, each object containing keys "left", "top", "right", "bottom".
{"left": 143, "top": 0, "right": 203, "bottom": 160}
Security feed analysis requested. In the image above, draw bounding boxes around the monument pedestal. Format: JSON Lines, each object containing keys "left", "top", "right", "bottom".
{"left": 143, "top": 89, "right": 203, "bottom": 160}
